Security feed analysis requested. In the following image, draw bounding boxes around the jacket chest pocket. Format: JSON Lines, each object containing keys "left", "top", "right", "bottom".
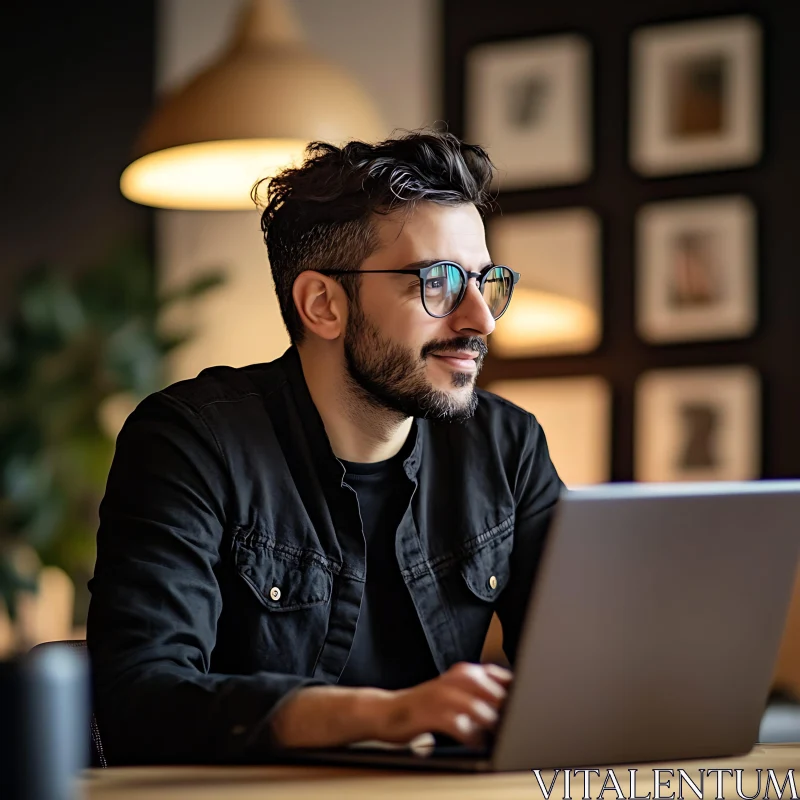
{"left": 438, "top": 517, "right": 515, "bottom": 662}
{"left": 233, "top": 537, "right": 333, "bottom": 675}
{"left": 459, "top": 525, "right": 513, "bottom": 602}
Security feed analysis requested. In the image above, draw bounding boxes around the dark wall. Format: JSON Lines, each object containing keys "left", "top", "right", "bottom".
{"left": 0, "top": 2, "right": 156, "bottom": 313}
{"left": 445, "top": 0, "right": 800, "bottom": 481}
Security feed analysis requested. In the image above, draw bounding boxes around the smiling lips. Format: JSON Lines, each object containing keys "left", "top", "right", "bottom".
{"left": 431, "top": 352, "right": 479, "bottom": 371}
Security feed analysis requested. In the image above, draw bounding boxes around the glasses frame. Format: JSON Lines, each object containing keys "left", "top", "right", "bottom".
{"left": 316, "top": 261, "right": 521, "bottom": 320}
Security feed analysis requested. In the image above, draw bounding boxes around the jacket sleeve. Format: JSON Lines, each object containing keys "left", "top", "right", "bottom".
{"left": 87, "top": 391, "right": 323, "bottom": 765}
{"left": 495, "top": 414, "right": 564, "bottom": 665}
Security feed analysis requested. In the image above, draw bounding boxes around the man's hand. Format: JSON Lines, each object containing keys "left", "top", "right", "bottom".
{"left": 269, "top": 662, "right": 512, "bottom": 750}
{"left": 376, "top": 662, "right": 512, "bottom": 747}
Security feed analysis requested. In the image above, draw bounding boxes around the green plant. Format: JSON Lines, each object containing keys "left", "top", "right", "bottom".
{"left": 0, "top": 243, "right": 223, "bottom": 620}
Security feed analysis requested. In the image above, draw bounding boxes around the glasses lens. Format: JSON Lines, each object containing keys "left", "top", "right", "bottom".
{"left": 482, "top": 267, "right": 514, "bottom": 318}
{"left": 423, "top": 263, "right": 464, "bottom": 316}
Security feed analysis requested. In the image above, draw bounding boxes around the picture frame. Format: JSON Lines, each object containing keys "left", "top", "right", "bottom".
{"left": 488, "top": 207, "right": 602, "bottom": 358}
{"left": 636, "top": 195, "right": 757, "bottom": 344}
{"left": 487, "top": 376, "right": 612, "bottom": 487}
{"left": 466, "top": 34, "right": 592, "bottom": 190}
{"left": 630, "top": 15, "right": 762, "bottom": 176}
{"left": 635, "top": 366, "right": 760, "bottom": 482}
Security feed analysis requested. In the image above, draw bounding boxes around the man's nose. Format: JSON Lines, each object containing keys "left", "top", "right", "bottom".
{"left": 450, "top": 279, "right": 496, "bottom": 336}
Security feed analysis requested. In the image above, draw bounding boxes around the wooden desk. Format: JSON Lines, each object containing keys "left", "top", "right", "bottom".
{"left": 82, "top": 744, "right": 799, "bottom": 799}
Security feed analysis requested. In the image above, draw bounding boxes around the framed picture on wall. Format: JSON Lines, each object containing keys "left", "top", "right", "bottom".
{"left": 636, "top": 195, "right": 757, "bottom": 343}
{"left": 487, "top": 376, "right": 611, "bottom": 487}
{"left": 488, "top": 208, "right": 602, "bottom": 357}
{"left": 635, "top": 366, "right": 760, "bottom": 482}
{"left": 466, "top": 34, "right": 591, "bottom": 189}
{"left": 630, "top": 15, "right": 762, "bottom": 176}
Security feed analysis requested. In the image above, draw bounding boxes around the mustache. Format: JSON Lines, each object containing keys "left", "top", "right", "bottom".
{"left": 421, "top": 337, "right": 488, "bottom": 360}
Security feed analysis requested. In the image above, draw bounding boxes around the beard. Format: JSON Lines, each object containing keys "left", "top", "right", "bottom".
{"left": 343, "top": 300, "right": 488, "bottom": 423}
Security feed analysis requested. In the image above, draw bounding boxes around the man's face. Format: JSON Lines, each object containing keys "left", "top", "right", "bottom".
{"left": 343, "top": 201, "right": 496, "bottom": 423}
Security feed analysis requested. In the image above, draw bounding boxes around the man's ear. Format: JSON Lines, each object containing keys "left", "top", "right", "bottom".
{"left": 292, "top": 271, "right": 347, "bottom": 341}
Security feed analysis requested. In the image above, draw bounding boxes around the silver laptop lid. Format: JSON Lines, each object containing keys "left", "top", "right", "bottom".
{"left": 493, "top": 481, "right": 800, "bottom": 771}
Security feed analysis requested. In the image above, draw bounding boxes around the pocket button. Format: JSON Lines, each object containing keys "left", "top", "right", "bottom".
{"left": 488, "top": 575, "right": 498, "bottom": 591}
{"left": 269, "top": 586, "right": 282, "bottom": 601}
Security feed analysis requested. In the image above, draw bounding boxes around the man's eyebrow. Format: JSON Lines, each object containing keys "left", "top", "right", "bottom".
{"left": 398, "top": 259, "right": 496, "bottom": 271}
{"left": 398, "top": 259, "right": 440, "bottom": 271}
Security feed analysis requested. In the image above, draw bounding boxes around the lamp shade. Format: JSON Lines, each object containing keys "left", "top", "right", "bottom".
{"left": 120, "top": 0, "right": 385, "bottom": 210}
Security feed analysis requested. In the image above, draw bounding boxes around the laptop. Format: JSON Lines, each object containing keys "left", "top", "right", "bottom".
{"left": 287, "top": 481, "right": 800, "bottom": 771}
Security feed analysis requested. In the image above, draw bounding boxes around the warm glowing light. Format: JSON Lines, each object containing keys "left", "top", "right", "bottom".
{"left": 492, "top": 287, "right": 600, "bottom": 357}
{"left": 120, "top": 139, "right": 308, "bottom": 210}
{"left": 119, "top": 0, "right": 384, "bottom": 210}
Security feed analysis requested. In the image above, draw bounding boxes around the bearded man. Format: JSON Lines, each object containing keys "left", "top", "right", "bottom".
{"left": 87, "top": 130, "right": 563, "bottom": 764}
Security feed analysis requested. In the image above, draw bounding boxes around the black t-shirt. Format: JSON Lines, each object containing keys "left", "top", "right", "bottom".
{"left": 337, "top": 445, "right": 439, "bottom": 690}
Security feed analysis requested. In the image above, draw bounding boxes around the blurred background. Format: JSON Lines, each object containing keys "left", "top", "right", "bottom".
{"left": 1, "top": 0, "right": 798, "bottom": 716}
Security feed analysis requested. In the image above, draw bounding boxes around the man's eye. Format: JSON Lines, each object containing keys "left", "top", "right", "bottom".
{"left": 426, "top": 278, "right": 444, "bottom": 290}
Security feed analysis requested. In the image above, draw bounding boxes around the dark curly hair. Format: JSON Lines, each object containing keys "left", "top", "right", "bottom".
{"left": 253, "top": 130, "right": 496, "bottom": 344}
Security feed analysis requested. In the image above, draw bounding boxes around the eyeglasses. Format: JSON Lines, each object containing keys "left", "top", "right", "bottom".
{"left": 316, "top": 262, "right": 521, "bottom": 320}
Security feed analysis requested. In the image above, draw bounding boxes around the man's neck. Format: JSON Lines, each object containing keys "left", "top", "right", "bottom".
{"left": 296, "top": 344, "right": 414, "bottom": 464}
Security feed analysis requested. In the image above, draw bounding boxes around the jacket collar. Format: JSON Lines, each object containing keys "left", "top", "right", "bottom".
{"left": 278, "top": 346, "right": 424, "bottom": 483}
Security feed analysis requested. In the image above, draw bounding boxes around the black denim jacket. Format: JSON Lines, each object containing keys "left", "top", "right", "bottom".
{"left": 87, "top": 347, "right": 562, "bottom": 764}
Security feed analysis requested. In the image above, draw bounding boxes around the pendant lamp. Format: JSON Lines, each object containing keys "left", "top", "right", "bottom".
{"left": 120, "top": 0, "right": 385, "bottom": 210}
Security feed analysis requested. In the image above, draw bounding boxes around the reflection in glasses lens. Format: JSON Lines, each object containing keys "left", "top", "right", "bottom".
{"left": 482, "top": 266, "right": 514, "bottom": 318}
{"left": 423, "top": 263, "right": 464, "bottom": 316}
